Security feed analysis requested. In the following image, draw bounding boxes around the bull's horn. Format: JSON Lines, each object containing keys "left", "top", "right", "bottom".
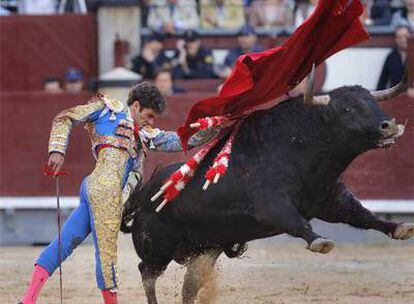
{"left": 304, "top": 64, "right": 331, "bottom": 106}
{"left": 371, "top": 63, "right": 410, "bottom": 101}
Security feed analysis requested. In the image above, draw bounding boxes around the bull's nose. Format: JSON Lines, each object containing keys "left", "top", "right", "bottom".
{"left": 380, "top": 118, "right": 398, "bottom": 135}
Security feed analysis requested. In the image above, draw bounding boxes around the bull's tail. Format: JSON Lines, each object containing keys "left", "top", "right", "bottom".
{"left": 120, "top": 195, "right": 136, "bottom": 233}
{"left": 120, "top": 213, "right": 133, "bottom": 233}
{"left": 120, "top": 164, "right": 164, "bottom": 234}
{"left": 120, "top": 187, "right": 140, "bottom": 234}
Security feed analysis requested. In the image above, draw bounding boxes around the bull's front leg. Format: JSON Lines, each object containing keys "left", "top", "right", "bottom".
{"left": 252, "top": 191, "right": 334, "bottom": 254}
{"left": 317, "top": 185, "right": 414, "bottom": 240}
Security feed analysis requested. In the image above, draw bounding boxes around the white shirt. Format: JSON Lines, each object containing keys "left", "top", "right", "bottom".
{"left": 19, "top": 0, "right": 57, "bottom": 15}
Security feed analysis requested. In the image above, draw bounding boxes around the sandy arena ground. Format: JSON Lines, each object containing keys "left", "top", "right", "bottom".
{"left": 2, "top": 235, "right": 414, "bottom": 304}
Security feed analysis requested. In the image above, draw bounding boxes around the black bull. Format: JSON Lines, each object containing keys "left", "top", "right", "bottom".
{"left": 121, "top": 85, "right": 414, "bottom": 304}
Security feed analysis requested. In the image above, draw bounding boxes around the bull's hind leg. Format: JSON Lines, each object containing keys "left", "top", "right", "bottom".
{"left": 138, "top": 262, "right": 167, "bottom": 304}
{"left": 132, "top": 212, "right": 179, "bottom": 304}
{"left": 318, "top": 187, "right": 414, "bottom": 240}
{"left": 182, "top": 249, "right": 222, "bottom": 304}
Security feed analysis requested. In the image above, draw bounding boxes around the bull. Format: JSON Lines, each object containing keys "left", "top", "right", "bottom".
{"left": 121, "top": 67, "right": 414, "bottom": 304}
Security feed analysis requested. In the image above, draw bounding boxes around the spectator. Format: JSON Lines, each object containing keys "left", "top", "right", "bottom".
{"left": 58, "top": 0, "right": 88, "bottom": 13}
{"left": 391, "top": 0, "right": 414, "bottom": 30}
{"left": 200, "top": 0, "right": 245, "bottom": 29}
{"left": 173, "top": 30, "right": 217, "bottom": 79}
{"left": 18, "top": 0, "right": 57, "bottom": 14}
{"left": 359, "top": 0, "right": 373, "bottom": 26}
{"left": 0, "top": 6, "right": 11, "bottom": 15}
{"left": 377, "top": 25, "right": 411, "bottom": 90}
{"left": 294, "top": 0, "right": 318, "bottom": 28}
{"left": 219, "top": 25, "right": 264, "bottom": 78}
{"left": 248, "top": 0, "right": 294, "bottom": 28}
{"left": 243, "top": 0, "right": 254, "bottom": 6}
{"left": 141, "top": 0, "right": 152, "bottom": 26}
{"left": 131, "top": 33, "right": 172, "bottom": 79}
{"left": 154, "top": 68, "right": 186, "bottom": 96}
{"left": 370, "top": 0, "right": 393, "bottom": 26}
{"left": 390, "top": 0, "right": 407, "bottom": 13}
{"left": 1, "top": 0, "right": 17, "bottom": 13}
{"left": 64, "top": 67, "right": 84, "bottom": 93}
{"left": 43, "top": 77, "right": 63, "bottom": 93}
{"left": 147, "top": 0, "right": 199, "bottom": 34}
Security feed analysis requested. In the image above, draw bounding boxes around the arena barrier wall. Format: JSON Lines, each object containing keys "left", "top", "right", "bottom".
{"left": 1, "top": 91, "right": 413, "bottom": 246}
{"left": 0, "top": 91, "right": 413, "bottom": 199}
{"left": 0, "top": 14, "right": 97, "bottom": 92}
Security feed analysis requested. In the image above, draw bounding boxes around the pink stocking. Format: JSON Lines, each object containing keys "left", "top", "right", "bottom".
{"left": 102, "top": 289, "right": 118, "bottom": 304}
{"left": 21, "top": 265, "right": 50, "bottom": 304}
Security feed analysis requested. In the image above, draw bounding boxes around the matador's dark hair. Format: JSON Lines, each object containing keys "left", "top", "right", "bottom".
{"left": 127, "top": 81, "right": 166, "bottom": 114}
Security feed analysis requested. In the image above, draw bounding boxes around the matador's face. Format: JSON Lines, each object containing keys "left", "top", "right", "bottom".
{"left": 138, "top": 108, "right": 157, "bottom": 128}
{"left": 129, "top": 101, "right": 158, "bottom": 128}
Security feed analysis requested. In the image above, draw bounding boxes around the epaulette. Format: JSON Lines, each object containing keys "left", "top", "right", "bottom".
{"left": 97, "top": 93, "right": 124, "bottom": 113}
{"left": 96, "top": 93, "right": 124, "bottom": 121}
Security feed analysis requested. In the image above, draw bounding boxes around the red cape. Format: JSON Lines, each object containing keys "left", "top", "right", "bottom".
{"left": 178, "top": 0, "right": 369, "bottom": 151}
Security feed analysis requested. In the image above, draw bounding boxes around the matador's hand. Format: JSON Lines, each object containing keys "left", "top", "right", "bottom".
{"left": 47, "top": 152, "right": 65, "bottom": 176}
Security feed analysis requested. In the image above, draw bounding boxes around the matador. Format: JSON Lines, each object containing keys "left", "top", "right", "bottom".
{"left": 19, "top": 82, "right": 216, "bottom": 304}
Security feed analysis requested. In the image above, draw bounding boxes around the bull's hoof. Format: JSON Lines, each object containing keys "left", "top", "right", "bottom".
{"left": 307, "top": 238, "right": 335, "bottom": 254}
{"left": 393, "top": 223, "right": 414, "bottom": 240}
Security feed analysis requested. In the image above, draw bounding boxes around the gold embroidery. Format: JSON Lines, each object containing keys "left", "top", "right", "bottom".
{"left": 99, "top": 94, "right": 124, "bottom": 113}
{"left": 48, "top": 95, "right": 140, "bottom": 289}
{"left": 117, "top": 119, "right": 133, "bottom": 129}
{"left": 48, "top": 98, "right": 105, "bottom": 155}
{"left": 98, "top": 175, "right": 115, "bottom": 186}
{"left": 86, "top": 123, "right": 138, "bottom": 159}
{"left": 114, "top": 127, "right": 134, "bottom": 140}
{"left": 86, "top": 147, "right": 130, "bottom": 289}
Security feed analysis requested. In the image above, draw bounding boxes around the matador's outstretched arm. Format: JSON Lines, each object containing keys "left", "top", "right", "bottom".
{"left": 140, "top": 127, "right": 220, "bottom": 153}
{"left": 48, "top": 98, "right": 105, "bottom": 155}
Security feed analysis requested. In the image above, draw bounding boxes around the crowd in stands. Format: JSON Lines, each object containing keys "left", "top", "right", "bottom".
{"left": 132, "top": 23, "right": 413, "bottom": 97}
{"left": 1, "top": 0, "right": 412, "bottom": 97}
{"left": 140, "top": 0, "right": 414, "bottom": 31}
{"left": 130, "top": 25, "right": 264, "bottom": 82}
{"left": 131, "top": 0, "right": 414, "bottom": 96}
{"left": 0, "top": 0, "right": 89, "bottom": 14}
{"left": 43, "top": 67, "right": 85, "bottom": 94}
{"left": 2, "top": 1, "right": 412, "bottom": 31}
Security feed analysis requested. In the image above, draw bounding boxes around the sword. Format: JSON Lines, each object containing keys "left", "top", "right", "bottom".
{"left": 55, "top": 176, "right": 63, "bottom": 304}
{"left": 43, "top": 164, "right": 68, "bottom": 304}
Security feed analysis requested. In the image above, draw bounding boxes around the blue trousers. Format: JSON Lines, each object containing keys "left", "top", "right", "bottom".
{"left": 36, "top": 179, "right": 112, "bottom": 290}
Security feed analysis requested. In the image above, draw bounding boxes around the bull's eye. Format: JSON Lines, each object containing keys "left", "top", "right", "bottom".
{"left": 343, "top": 107, "right": 352, "bottom": 114}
